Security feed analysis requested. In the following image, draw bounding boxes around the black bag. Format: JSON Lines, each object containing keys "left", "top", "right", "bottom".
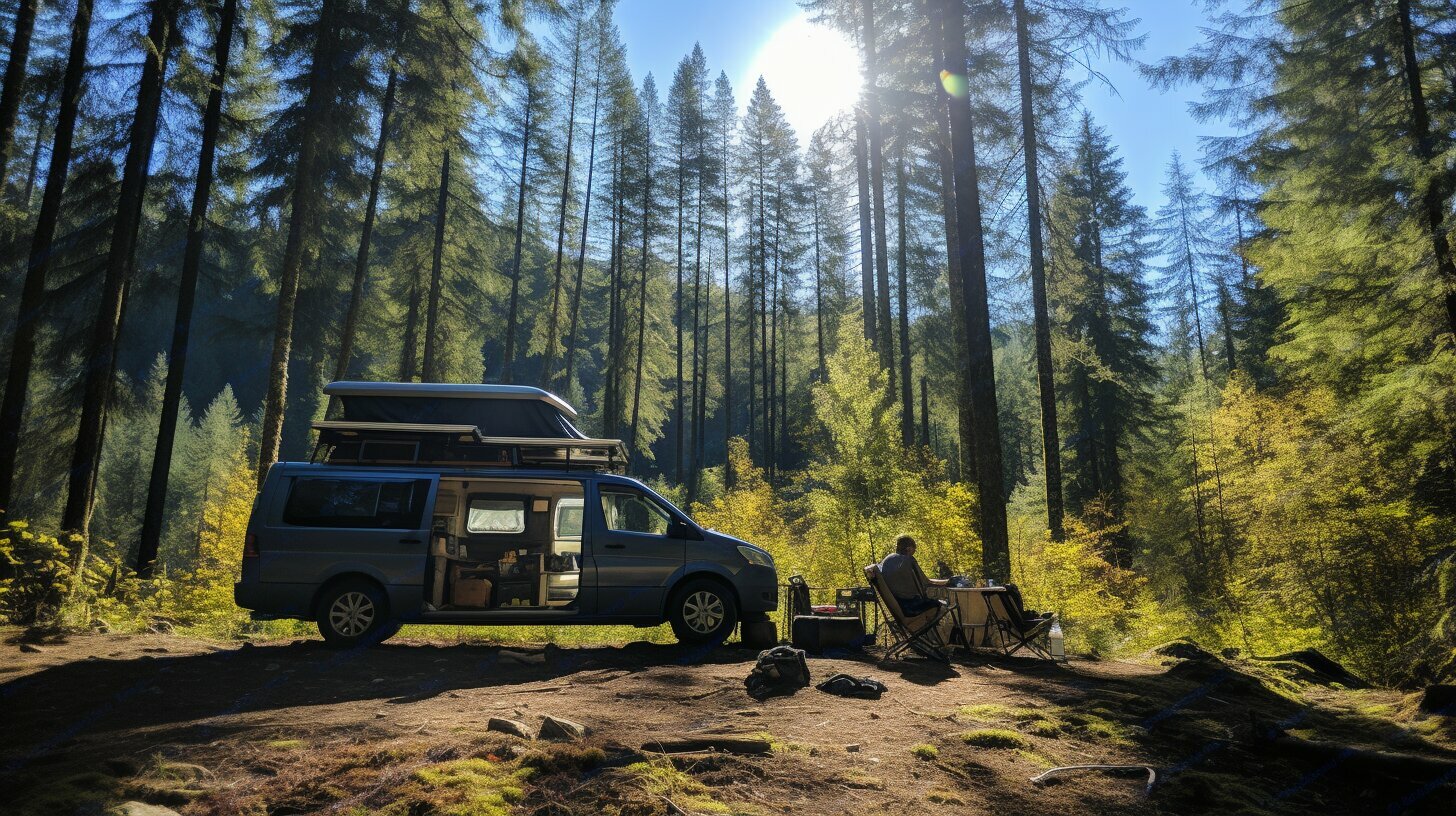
{"left": 744, "top": 645, "right": 811, "bottom": 700}
{"left": 815, "top": 673, "right": 887, "bottom": 700}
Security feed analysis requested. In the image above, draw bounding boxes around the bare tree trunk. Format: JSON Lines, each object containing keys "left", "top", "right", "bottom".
{"left": 398, "top": 272, "right": 421, "bottom": 381}
{"left": 420, "top": 145, "right": 450, "bottom": 381}
{"left": 540, "top": 32, "right": 582, "bottom": 388}
{"left": 854, "top": 117, "right": 876, "bottom": 344}
{"left": 562, "top": 55, "right": 603, "bottom": 395}
{"left": 334, "top": 63, "right": 398, "bottom": 384}
{"left": 1013, "top": 0, "right": 1064, "bottom": 540}
{"left": 1395, "top": 0, "right": 1456, "bottom": 337}
{"left": 0, "top": 0, "right": 38, "bottom": 188}
{"left": 813, "top": 191, "right": 825, "bottom": 377}
{"left": 135, "top": 0, "right": 239, "bottom": 577}
{"left": 936, "top": 0, "right": 1010, "bottom": 582}
{"left": 862, "top": 0, "right": 894, "bottom": 383}
{"left": 722, "top": 123, "right": 733, "bottom": 483}
{"left": 895, "top": 148, "right": 914, "bottom": 446}
{"left": 19, "top": 86, "right": 51, "bottom": 208}
{"left": 64, "top": 0, "right": 181, "bottom": 535}
{"left": 674, "top": 139, "right": 685, "bottom": 484}
{"left": 501, "top": 86, "right": 533, "bottom": 383}
{"left": 256, "top": 0, "right": 340, "bottom": 486}
{"left": 604, "top": 142, "right": 621, "bottom": 436}
{"left": 0, "top": 0, "right": 94, "bottom": 515}
{"left": 929, "top": 41, "right": 976, "bottom": 480}
{"left": 920, "top": 376, "right": 930, "bottom": 447}
{"left": 630, "top": 133, "right": 652, "bottom": 462}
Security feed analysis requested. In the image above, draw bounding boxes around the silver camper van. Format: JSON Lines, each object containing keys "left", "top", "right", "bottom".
{"left": 234, "top": 382, "right": 779, "bottom": 647}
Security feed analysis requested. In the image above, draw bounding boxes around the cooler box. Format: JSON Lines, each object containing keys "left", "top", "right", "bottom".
{"left": 791, "top": 615, "right": 865, "bottom": 653}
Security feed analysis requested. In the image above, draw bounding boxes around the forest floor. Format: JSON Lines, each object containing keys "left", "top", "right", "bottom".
{"left": 2, "top": 627, "right": 1455, "bottom": 816}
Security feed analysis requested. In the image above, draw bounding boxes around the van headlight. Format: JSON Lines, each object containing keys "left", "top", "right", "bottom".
{"left": 737, "top": 545, "right": 773, "bottom": 568}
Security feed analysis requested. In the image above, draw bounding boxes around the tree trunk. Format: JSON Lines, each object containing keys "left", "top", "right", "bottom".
{"left": 936, "top": 0, "right": 1010, "bottom": 582}
{"left": 722, "top": 122, "right": 733, "bottom": 483}
{"left": 19, "top": 85, "right": 51, "bottom": 209}
{"left": 1013, "top": 0, "right": 1064, "bottom": 541}
{"left": 920, "top": 376, "right": 930, "bottom": 447}
{"left": 63, "top": 0, "right": 181, "bottom": 535}
{"left": 929, "top": 25, "right": 977, "bottom": 482}
{"left": 862, "top": 0, "right": 895, "bottom": 384}
{"left": 0, "top": 0, "right": 38, "bottom": 189}
{"left": 674, "top": 140, "right": 685, "bottom": 484}
{"left": 256, "top": 0, "right": 340, "bottom": 486}
{"left": 420, "top": 145, "right": 450, "bottom": 382}
{"left": 604, "top": 141, "right": 621, "bottom": 436}
{"left": 562, "top": 55, "right": 603, "bottom": 395}
{"left": 895, "top": 148, "right": 914, "bottom": 447}
{"left": 135, "top": 0, "right": 239, "bottom": 577}
{"left": 540, "top": 33, "right": 582, "bottom": 388}
{"left": 501, "top": 86, "right": 533, "bottom": 383}
{"left": 0, "top": 0, "right": 95, "bottom": 515}
{"left": 398, "top": 272, "right": 421, "bottom": 381}
{"left": 1394, "top": 0, "right": 1456, "bottom": 337}
{"left": 854, "top": 116, "right": 876, "bottom": 345}
{"left": 334, "top": 63, "right": 398, "bottom": 384}
{"left": 630, "top": 132, "right": 652, "bottom": 462}
{"left": 813, "top": 191, "right": 825, "bottom": 377}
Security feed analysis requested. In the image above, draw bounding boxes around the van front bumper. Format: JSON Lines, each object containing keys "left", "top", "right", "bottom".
{"left": 737, "top": 565, "right": 779, "bottom": 613}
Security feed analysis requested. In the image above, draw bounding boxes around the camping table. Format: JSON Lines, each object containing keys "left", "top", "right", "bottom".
{"left": 927, "top": 586, "right": 1011, "bottom": 650}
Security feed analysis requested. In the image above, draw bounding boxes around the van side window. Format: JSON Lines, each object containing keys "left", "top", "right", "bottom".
{"left": 600, "top": 489, "right": 670, "bottom": 536}
{"left": 466, "top": 499, "right": 526, "bottom": 534}
{"left": 283, "top": 478, "right": 429, "bottom": 529}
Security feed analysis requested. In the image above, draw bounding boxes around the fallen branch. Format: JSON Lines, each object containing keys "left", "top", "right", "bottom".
{"left": 1030, "top": 764, "right": 1157, "bottom": 795}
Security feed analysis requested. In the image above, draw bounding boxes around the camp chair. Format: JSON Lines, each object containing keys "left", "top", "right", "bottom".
{"left": 864, "top": 564, "right": 955, "bottom": 663}
{"left": 986, "top": 583, "right": 1057, "bottom": 660}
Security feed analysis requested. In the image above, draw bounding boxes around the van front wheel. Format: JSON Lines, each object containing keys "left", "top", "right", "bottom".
{"left": 317, "top": 579, "right": 393, "bottom": 648}
{"left": 669, "top": 579, "right": 738, "bottom": 645}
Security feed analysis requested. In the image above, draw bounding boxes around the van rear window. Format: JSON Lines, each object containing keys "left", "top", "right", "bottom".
{"left": 283, "top": 478, "right": 430, "bottom": 529}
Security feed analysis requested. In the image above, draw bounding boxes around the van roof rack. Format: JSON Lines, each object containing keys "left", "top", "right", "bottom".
{"left": 309, "top": 420, "right": 628, "bottom": 473}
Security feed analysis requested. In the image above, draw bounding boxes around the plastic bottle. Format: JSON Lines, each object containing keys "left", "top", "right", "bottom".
{"left": 1048, "top": 616, "right": 1065, "bottom": 661}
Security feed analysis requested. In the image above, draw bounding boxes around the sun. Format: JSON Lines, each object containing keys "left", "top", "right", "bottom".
{"left": 742, "top": 12, "right": 862, "bottom": 143}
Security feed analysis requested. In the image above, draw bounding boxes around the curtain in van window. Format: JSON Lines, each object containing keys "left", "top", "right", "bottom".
{"left": 466, "top": 499, "right": 526, "bottom": 533}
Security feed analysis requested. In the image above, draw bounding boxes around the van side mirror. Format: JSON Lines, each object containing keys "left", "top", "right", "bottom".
{"left": 668, "top": 519, "right": 702, "bottom": 541}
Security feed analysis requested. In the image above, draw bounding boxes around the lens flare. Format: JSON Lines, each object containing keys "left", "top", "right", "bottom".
{"left": 940, "top": 70, "right": 968, "bottom": 99}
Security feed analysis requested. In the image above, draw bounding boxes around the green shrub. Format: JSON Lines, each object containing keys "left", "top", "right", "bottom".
{"left": 0, "top": 521, "right": 77, "bottom": 624}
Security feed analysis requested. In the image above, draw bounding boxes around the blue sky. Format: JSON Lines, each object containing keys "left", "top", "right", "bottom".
{"left": 614, "top": 0, "right": 1224, "bottom": 214}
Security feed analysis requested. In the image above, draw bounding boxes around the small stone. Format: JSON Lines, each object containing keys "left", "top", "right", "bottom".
{"left": 19, "top": 643, "right": 43, "bottom": 653}
{"left": 371, "top": 678, "right": 385, "bottom": 684}
{"left": 109, "top": 803, "right": 181, "bottom": 816}
{"left": 868, "top": 712, "right": 880, "bottom": 720}
{"left": 734, "top": 710, "right": 761, "bottom": 717}
{"left": 845, "top": 744, "right": 861, "bottom": 753}
{"left": 265, "top": 663, "right": 280, "bottom": 672}
{"left": 376, "top": 711, "right": 387, "bottom": 719}
{"left": 488, "top": 717, "right": 534, "bottom": 739}
{"left": 537, "top": 715, "right": 586, "bottom": 741}
{"left": 240, "top": 641, "right": 255, "bottom": 649}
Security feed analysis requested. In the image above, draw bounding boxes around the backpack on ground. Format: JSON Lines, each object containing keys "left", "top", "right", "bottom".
{"left": 744, "top": 645, "right": 811, "bottom": 700}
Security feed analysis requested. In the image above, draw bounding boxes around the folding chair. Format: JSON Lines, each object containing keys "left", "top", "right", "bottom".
{"left": 986, "top": 584, "right": 1057, "bottom": 660}
{"left": 864, "top": 564, "right": 955, "bottom": 663}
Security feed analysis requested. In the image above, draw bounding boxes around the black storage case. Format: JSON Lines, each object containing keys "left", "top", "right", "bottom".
{"left": 494, "top": 579, "right": 535, "bottom": 607}
{"left": 790, "top": 615, "right": 866, "bottom": 653}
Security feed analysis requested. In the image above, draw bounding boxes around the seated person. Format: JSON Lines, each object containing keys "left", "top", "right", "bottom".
{"left": 879, "top": 534, "right": 948, "bottom": 617}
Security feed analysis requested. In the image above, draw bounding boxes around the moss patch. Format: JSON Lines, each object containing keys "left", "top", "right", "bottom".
{"left": 927, "top": 789, "right": 966, "bottom": 804}
{"left": 910, "top": 743, "right": 940, "bottom": 760}
{"left": 961, "top": 729, "right": 1030, "bottom": 750}
{"left": 407, "top": 757, "right": 533, "bottom": 816}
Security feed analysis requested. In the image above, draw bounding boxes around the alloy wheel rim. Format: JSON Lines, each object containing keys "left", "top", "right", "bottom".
{"left": 330, "top": 591, "right": 375, "bottom": 637}
{"left": 683, "top": 590, "right": 725, "bottom": 634}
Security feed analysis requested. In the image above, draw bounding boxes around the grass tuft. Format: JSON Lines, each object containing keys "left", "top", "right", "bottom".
{"left": 911, "top": 743, "right": 940, "bottom": 760}
{"left": 960, "top": 729, "right": 1030, "bottom": 750}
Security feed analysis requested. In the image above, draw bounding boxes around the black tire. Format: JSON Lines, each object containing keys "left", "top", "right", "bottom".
{"left": 668, "top": 578, "right": 739, "bottom": 645}
{"left": 740, "top": 615, "right": 777, "bottom": 649}
{"left": 316, "top": 578, "right": 392, "bottom": 648}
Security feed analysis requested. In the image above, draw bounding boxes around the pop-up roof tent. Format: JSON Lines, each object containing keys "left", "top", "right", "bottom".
{"left": 311, "top": 382, "right": 627, "bottom": 471}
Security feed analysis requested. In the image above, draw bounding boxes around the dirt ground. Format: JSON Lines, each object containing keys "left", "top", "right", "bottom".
{"left": 2, "top": 627, "right": 1455, "bottom": 815}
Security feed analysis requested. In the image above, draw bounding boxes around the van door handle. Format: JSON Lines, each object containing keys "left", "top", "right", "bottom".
{"left": 604, "top": 543, "right": 625, "bottom": 549}
{"left": 399, "top": 538, "right": 422, "bottom": 545}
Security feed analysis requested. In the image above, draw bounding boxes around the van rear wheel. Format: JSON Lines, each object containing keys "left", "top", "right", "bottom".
{"left": 669, "top": 579, "right": 738, "bottom": 645}
{"left": 317, "top": 579, "right": 393, "bottom": 648}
